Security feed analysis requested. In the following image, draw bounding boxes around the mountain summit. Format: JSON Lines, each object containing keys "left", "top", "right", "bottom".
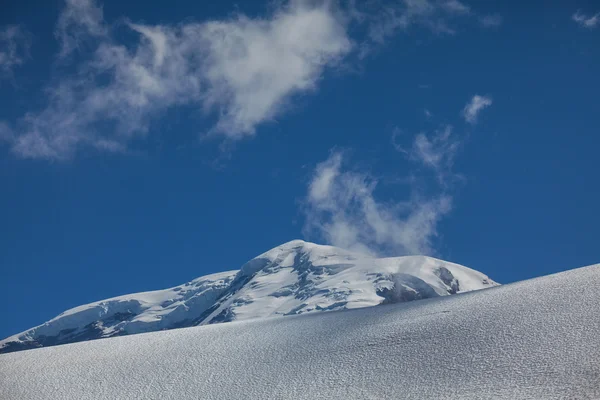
{"left": 0, "top": 240, "right": 497, "bottom": 353}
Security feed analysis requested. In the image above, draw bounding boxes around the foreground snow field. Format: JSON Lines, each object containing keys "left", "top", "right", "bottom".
{"left": 1, "top": 264, "right": 599, "bottom": 399}
{"left": 0, "top": 240, "right": 496, "bottom": 353}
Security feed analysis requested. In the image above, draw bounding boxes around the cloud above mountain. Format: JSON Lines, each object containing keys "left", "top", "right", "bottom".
{"left": 2, "top": 0, "right": 498, "bottom": 160}
{"left": 303, "top": 150, "right": 453, "bottom": 256}
{"left": 303, "top": 99, "right": 482, "bottom": 256}
{"left": 7, "top": 0, "right": 353, "bottom": 160}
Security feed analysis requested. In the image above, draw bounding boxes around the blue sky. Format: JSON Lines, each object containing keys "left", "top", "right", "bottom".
{"left": 0, "top": 0, "right": 598, "bottom": 339}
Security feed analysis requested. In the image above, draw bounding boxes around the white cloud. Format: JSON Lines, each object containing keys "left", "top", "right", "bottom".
{"left": 572, "top": 10, "right": 600, "bottom": 29}
{"left": 393, "top": 124, "right": 460, "bottom": 186}
{"left": 4, "top": 0, "right": 503, "bottom": 160}
{"left": 55, "top": 0, "right": 106, "bottom": 58}
{"left": 462, "top": 94, "right": 492, "bottom": 124}
{"left": 198, "top": 4, "right": 351, "bottom": 138}
{"left": 7, "top": 0, "right": 352, "bottom": 160}
{"left": 440, "top": 0, "right": 470, "bottom": 15}
{"left": 0, "top": 121, "right": 14, "bottom": 142}
{"left": 305, "top": 120, "right": 469, "bottom": 256}
{"left": 303, "top": 151, "right": 452, "bottom": 256}
{"left": 0, "top": 25, "right": 30, "bottom": 77}
{"left": 391, "top": 127, "right": 408, "bottom": 155}
{"left": 413, "top": 125, "right": 459, "bottom": 171}
{"left": 363, "top": 0, "right": 474, "bottom": 45}
{"left": 308, "top": 152, "right": 344, "bottom": 202}
{"left": 479, "top": 14, "right": 503, "bottom": 28}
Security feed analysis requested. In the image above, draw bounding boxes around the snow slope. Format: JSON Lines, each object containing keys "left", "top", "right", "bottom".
{"left": 1, "top": 264, "right": 598, "bottom": 399}
{"left": 0, "top": 240, "right": 496, "bottom": 353}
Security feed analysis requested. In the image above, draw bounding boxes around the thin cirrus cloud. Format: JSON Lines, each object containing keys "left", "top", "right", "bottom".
{"left": 55, "top": 0, "right": 107, "bottom": 58}
{"left": 392, "top": 124, "right": 462, "bottom": 189}
{"left": 6, "top": 0, "right": 353, "bottom": 160}
{"left": 440, "top": 0, "right": 471, "bottom": 15}
{"left": 462, "top": 94, "right": 493, "bottom": 124}
{"left": 0, "top": 25, "right": 31, "bottom": 77}
{"left": 365, "top": 0, "right": 475, "bottom": 44}
{"left": 411, "top": 126, "right": 460, "bottom": 186}
{"left": 0, "top": 121, "right": 13, "bottom": 143}
{"left": 572, "top": 10, "right": 600, "bottom": 29}
{"left": 478, "top": 14, "right": 503, "bottom": 28}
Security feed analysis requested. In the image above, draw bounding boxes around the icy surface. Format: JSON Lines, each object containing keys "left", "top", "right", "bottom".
{"left": 0, "top": 240, "right": 496, "bottom": 352}
{"left": 0, "top": 264, "right": 598, "bottom": 399}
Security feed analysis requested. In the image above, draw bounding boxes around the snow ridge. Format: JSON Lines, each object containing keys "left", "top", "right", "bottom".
{"left": 0, "top": 240, "right": 497, "bottom": 353}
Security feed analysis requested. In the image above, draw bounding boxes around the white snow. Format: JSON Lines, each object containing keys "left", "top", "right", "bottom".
{"left": 0, "top": 270, "right": 238, "bottom": 347}
{"left": 0, "top": 263, "right": 598, "bottom": 399}
{"left": 0, "top": 240, "right": 496, "bottom": 352}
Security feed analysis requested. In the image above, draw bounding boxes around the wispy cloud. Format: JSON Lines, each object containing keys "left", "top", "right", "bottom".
{"left": 363, "top": 0, "right": 477, "bottom": 46}
{"left": 301, "top": 59, "right": 492, "bottom": 256}
{"left": 572, "top": 10, "right": 600, "bottom": 29}
{"left": 462, "top": 94, "right": 492, "bottom": 124}
{"left": 413, "top": 126, "right": 460, "bottom": 183}
{"left": 440, "top": 0, "right": 471, "bottom": 15}
{"left": 0, "top": 25, "right": 31, "bottom": 78}
{"left": 0, "top": 121, "right": 14, "bottom": 142}
{"left": 3, "top": 0, "right": 502, "bottom": 161}
{"left": 6, "top": 0, "right": 352, "bottom": 160}
{"left": 308, "top": 104, "right": 480, "bottom": 256}
{"left": 303, "top": 150, "right": 452, "bottom": 256}
{"left": 392, "top": 124, "right": 461, "bottom": 185}
{"left": 55, "top": 0, "right": 106, "bottom": 58}
{"left": 479, "top": 14, "right": 503, "bottom": 28}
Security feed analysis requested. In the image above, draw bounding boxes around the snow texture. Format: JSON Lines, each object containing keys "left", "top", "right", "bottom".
{"left": 0, "top": 263, "right": 598, "bottom": 399}
{"left": 0, "top": 240, "right": 496, "bottom": 353}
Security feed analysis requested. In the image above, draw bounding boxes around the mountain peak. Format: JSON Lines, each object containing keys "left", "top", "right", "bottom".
{"left": 0, "top": 240, "right": 498, "bottom": 353}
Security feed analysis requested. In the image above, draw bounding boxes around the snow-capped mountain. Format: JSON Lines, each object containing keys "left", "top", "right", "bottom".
{"left": 0, "top": 240, "right": 497, "bottom": 353}
{"left": 1, "top": 263, "right": 598, "bottom": 399}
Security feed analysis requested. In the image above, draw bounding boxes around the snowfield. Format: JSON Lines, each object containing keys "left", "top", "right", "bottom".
{"left": 0, "top": 240, "right": 496, "bottom": 353}
{"left": 1, "top": 263, "right": 599, "bottom": 399}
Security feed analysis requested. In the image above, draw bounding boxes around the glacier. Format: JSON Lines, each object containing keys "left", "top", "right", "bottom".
{"left": 0, "top": 263, "right": 598, "bottom": 399}
{"left": 0, "top": 240, "right": 496, "bottom": 353}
